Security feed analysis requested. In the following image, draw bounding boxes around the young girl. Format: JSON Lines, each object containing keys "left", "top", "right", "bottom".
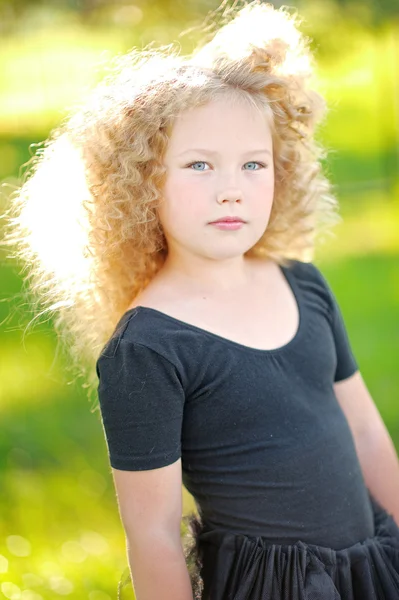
{"left": 3, "top": 1, "right": 399, "bottom": 599}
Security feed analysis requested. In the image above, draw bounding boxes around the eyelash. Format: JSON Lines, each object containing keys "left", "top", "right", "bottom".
{"left": 186, "top": 161, "right": 267, "bottom": 170}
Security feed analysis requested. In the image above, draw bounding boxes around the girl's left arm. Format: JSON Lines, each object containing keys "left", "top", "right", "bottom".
{"left": 334, "top": 371, "right": 399, "bottom": 526}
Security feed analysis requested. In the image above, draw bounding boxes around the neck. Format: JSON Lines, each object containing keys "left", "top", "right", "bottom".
{"left": 159, "top": 253, "right": 267, "bottom": 295}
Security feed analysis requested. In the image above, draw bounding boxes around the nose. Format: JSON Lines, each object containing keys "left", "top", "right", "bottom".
{"left": 216, "top": 188, "right": 243, "bottom": 205}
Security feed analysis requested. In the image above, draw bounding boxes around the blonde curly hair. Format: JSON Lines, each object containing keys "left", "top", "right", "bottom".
{"left": 1, "top": 0, "right": 340, "bottom": 409}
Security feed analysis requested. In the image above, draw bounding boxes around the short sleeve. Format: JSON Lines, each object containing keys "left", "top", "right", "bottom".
{"left": 96, "top": 340, "right": 185, "bottom": 471}
{"left": 313, "top": 265, "right": 359, "bottom": 383}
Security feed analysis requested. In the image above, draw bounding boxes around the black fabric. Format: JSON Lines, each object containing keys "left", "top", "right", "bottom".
{"left": 96, "top": 259, "right": 374, "bottom": 550}
{"left": 184, "top": 491, "right": 399, "bottom": 600}
{"left": 96, "top": 341, "right": 185, "bottom": 470}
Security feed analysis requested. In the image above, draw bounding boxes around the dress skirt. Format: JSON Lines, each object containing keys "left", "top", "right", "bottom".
{"left": 182, "top": 492, "right": 399, "bottom": 600}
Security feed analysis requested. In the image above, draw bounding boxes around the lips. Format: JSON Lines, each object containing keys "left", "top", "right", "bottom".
{"left": 209, "top": 217, "right": 246, "bottom": 223}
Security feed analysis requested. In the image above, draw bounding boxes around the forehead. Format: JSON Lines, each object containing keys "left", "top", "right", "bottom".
{"left": 166, "top": 94, "right": 273, "bottom": 152}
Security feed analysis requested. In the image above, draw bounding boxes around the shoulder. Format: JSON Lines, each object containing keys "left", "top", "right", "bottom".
{"left": 286, "top": 258, "right": 337, "bottom": 316}
{"left": 285, "top": 258, "right": 331, "bottom": 292}
{"left": 96, "top": 306, "right": 205, "bottom": 391}
{"left": 98, "top": 307, "right": 181, "bottom": 364}
{"left": 285, "top": 258, "right": 325, "bottom": 281}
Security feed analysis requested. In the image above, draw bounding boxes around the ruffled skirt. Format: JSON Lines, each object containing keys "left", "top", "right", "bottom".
{"left": 182, "top": 493, "right": 399, "bottom": 600}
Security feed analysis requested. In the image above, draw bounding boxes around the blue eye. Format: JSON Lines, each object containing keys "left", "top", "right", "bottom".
{"left": 187, "top": 161, "right": 208, "bottom": 171}
{"left": 244, "top": 162, "right": 265, "bottom": 170}
{"left": 186, "top": 160, "right": 266, "bottom": 171}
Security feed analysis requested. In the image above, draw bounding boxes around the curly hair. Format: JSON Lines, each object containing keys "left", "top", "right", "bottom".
{"left": 1, "top": 0, "right": 340, "bottom": 408}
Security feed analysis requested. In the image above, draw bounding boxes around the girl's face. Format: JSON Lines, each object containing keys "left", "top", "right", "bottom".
{"left": 158, "top": 94, "right": 274, "bottom": 270}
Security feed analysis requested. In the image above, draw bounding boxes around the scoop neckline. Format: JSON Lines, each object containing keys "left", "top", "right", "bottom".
{"left": 122, "top": 263, "right": 303, "bottom": 355}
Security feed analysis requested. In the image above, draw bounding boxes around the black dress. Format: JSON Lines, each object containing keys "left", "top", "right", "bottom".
{"left": 96, "top": 259, "right": 399, "bottom": 600}
{"left": 183, "top": 491, "right": 399, "bottom": 599}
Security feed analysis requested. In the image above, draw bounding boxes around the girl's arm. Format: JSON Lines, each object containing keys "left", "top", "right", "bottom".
{"left": 127, "top": 534, "right": 193, "bottom": 600}
{"left": 334, "top": 371, "right": 399, "bottom": 525}
{"left": 112, "top": 459, "right": 194, "bottom": 600}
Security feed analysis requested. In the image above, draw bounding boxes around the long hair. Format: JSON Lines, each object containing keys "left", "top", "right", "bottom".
{"left": 1, "top": 0, "right": 340, "bottom": 408}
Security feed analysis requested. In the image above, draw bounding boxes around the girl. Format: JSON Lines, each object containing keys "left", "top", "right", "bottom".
{"left": 3, "top": 1, "right": 399, "bottom": 599}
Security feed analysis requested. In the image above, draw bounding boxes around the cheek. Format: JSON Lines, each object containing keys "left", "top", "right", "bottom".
{"left": 163, "top": 176, "right": 206, "bottom": 221}
{"left": 259, "top": 172, "right": 275, "bottom": 199}
{"left": 252, "top": 177, "right": 274, "bottom": 216}
{"left": 251, "top": 174, "right": 273, "bottom": 191}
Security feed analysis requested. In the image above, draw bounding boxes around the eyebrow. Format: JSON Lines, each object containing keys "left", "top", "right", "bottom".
{"left": 177, "top": 148, "right": 272, "bottom": 157}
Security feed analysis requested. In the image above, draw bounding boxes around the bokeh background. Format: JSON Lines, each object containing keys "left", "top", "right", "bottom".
{"left": 0, "top": 0, "right": 398, "bottom": 599}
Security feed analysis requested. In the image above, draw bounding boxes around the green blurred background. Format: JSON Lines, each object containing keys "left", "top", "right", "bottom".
{"left": 0, "top": 0, "right": 398, "bottom": 598}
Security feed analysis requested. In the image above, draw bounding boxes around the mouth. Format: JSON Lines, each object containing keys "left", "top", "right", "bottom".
{"left": 209, "top": 218, "right": 246, "bottom": 224}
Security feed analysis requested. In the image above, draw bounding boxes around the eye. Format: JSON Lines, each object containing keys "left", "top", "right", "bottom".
{"left": 244, "top": 161, "right": 266, "bottom": 170}
{"left": 187, "top": 161, "right": 210, "bottom": 171}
